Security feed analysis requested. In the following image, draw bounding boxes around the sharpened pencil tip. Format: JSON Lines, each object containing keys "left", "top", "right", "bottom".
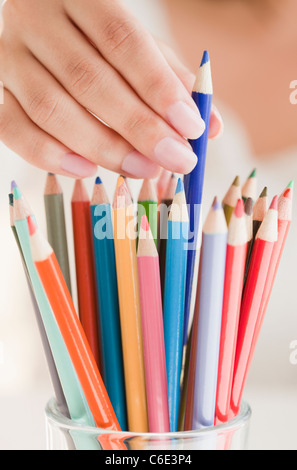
{"left": 11, "top": 180, "right": 17, "bottom": 192}
{"left": 269, "top": 196, "right": 278, "bottom": 210}
{"left": 200, "top": 50, "right": 210, "bottom": 66}
{"left": 27, "top": 215, "right": 37, "bottom": 236}
{"left": 244, "top": 198, "right": 254, "bottom": 216}
{"left": 232, "top": 176, "right": 240, "bottom": 187}
{"left": 249, "top": 168, "right": 257, "bottom": 179}
{"left": 141, "top": 215, "right": 150, "bottom": 232}
{"left": 212, "top": 197, "right": 221, "bottom": 211}
{"left": 95, "top": 176, "right": 102, "bottom": 185}
{"left": 259, "top": 187, "right": 268, "bottom": 198}
{"left": 283, "top": 188, "right": 293, "bottom": 199}
{"left": 13, "top": 186, "right": 22, "bottom": 201}
{"left": 234, "top": 199, "right": 245, "bottom": 218}
{"left": 175, "top": 178, "right": 184, "bottom": 195}
{"left": 8, "top": 193, "right": 14, "bottom": 206}
{"left": 287, "top": 180, "right": 294, "bottom": 190}
{"left": 116, "top": 176, "right": 125, "bottom": 189}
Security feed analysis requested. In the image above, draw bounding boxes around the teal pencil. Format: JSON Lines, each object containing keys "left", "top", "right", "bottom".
{"left": 12, "top": 184, "right": 100, "bottom": 450}
{"left": 163, "top": 179, "right": 189, "bottom": 432}
{"left": 90, "top": 177, "right": 127, "bottom": 431}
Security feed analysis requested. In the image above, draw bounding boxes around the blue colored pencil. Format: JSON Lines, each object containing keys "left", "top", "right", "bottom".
{"left": 183, "top": 51, "right": 213, "bottom": 347}
{"left": 163, "top": 179, "right": 189, "bottom": 432}
{"left": 192, "top": 198, "right": 227, "bottom": 430}
{"left": 90, "top": 177, "right": 128, "bottom": 431}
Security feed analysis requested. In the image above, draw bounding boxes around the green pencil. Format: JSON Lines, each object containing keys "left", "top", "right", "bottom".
{"left": 137, "top": 179, "right": 158, "bottom": 247}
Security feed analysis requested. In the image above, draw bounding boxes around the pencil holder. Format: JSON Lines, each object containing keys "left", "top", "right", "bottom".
{"left": 45, "top": 398, "right": 251, "bottom": 451}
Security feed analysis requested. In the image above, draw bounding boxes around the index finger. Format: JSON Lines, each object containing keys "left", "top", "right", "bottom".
{"left": 64, "top": 0, "right": 205, "bottom": 140}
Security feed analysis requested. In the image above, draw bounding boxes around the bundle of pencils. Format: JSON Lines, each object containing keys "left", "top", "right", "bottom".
{"left": 8, "top": 51, "right": 293, "bottom": 448}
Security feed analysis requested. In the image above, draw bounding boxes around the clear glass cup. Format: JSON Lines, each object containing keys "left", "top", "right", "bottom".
{"left": 45, "top": 398, "right": 251, "bottom": 451}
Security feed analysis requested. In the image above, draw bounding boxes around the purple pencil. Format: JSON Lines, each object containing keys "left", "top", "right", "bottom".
{"left": 191, "top": 198, "right": 228, "bottom": 430}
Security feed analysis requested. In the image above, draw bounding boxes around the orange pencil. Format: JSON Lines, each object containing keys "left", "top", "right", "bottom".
{"left": 113, "top": 177, "right": 148, "bottom": 433}
{"left": 230, "top": 196, "right": 278, "bottom": 418}
{"left": 27, "top": 215, "right": 120, "bottom": 432}
{"left": 71, "top": 180, "right": 101, "bottom": 371}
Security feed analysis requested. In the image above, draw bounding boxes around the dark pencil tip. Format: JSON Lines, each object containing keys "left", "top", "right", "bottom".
{"left": 233, "top": 176, "right": 240, "bottom": 187}
{"left": 259, "top": 187, "right": 268, "bottom": 198}
{"left": 8, "top": 193, "right": 14, "bottom": 206}
{"left": 95, "top": 176, "right": 102, "bottom": 185}
{"left": 244, "top": 197, "right": 254, "bottom": 216}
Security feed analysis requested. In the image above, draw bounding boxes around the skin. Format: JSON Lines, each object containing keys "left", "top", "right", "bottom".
{"left": 0, "top": 0, "right": 223, "bottom": 179}
{"left": 163, "top": 0, "right": 297, "bottom": 159}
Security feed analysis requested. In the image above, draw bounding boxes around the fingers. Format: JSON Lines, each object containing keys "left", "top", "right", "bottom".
{"left": 63, "top": 0, "right": 206, "bottom": 141}
{"left": 2, "top": 48, "right": 161, "bottom": 178}
{"left": 19, "top": 17, "right": 199, "bottom": 175}
{"left": 0, "top": 88, "right": 97, "bottom": 178}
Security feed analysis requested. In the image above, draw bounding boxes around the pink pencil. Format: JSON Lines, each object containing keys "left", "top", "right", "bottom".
{"left": 137, "top": 216, "right": 170, "bottom": 433}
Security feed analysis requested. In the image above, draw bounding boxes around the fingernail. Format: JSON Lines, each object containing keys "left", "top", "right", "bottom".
{"left": 61, "top": 153, "right": 97, "bottom": 178}
{"left": 154, "top": 137, "right": 198, "bottom": 174}
{"left": 122, "top": 150, "right": 160, "bottom": 178}
{"left": 209, "top": 105, "right": 224, "bottom": 140}
{"left": 167, "top": 101, "right": 205, "bottom": 139}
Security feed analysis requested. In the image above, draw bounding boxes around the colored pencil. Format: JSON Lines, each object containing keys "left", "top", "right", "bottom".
{"left": 137, "top": 215, "right": 170, "bottom": 433}
{"left": 90, "top": 176, "right": 127, "bottom": 431}
{"left": 215, "top": 199, "right": 248, "bottom": 424}
{"left": 163, "top": 179, "right": 189, "bottom": 432}
{"left": 242, "top": 169, "right": 257, "bottom": 204}
{"left": 44, "top": 173, "right": 72, "bottom": 294}
{"left": 192, "top": 198, "right": 228, "bottom": 430}
{"left": 245, "top": 184, "right": 293, "bottom": 393}
{"left": 253, "top": 187, "right": 268, "bottom": 238}
{"left": 157, "top": 169, "right": 173, "bottom": 205}
{"left": 183, "top": 50, "right": 213, "bottom": 347}
{"left": 159, "top": 174, "right": 178, "bottom": 296}
{"left": 137, "top": 179, "right": 158, "bottom": 248}
{"left": 10, "top": 192, "right": 70, "bottom": 419}
{"left": 183, "top": 263, "right": 202, "bottom": 431}
{"left": 12, "top": 186, "right": 99, "bottom": 450}
{"left": 244, "top": 189, "right": 268, "bottom": 285}
{"left": 222, "top": 176, "right": 242, "bottom": 226}
{"left": 112, "top": 176, "right": 148, "bottom": 433}
{"left": 230, "top": 196, "right": 279, "bottom": 418}
{"left": 27, "top": 214, "right": 120, "bottom": 432}
{"left": 71, "top": 180, "right": 102, "bottom": 370}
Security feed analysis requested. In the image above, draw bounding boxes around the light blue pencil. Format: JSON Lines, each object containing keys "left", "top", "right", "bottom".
{"left": 13, "top": 184, "right": 100, "bottom": 450}
{"left": 192, "top": 198, "right": 228, "bottom": 430}
{"left": 163, "top": 179, "right": 189, "bottom": 432}
{"left": 90, "top": 177, "right": 127, "bottom": 431}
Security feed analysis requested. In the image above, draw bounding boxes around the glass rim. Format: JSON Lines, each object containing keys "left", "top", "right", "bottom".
{"left": 45, "top": 397, "right": 252, "bottom": 438}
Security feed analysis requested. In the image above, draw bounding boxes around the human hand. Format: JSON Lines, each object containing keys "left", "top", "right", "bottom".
{"left": 0, "top": 0, "right": 223, "bottom": 179}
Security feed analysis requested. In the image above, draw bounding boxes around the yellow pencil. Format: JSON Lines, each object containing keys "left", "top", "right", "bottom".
{"left": 112, "top": 176, "right": 148, "bottom": 433}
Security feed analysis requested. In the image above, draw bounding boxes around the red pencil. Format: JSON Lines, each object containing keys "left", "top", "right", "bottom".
{"left": 247, "top": 184, "right": 293, "bottom": 380}
{"left": 215, "top": 199, "right": 248, "bottom": 425}
{"left": 230, "top": 196, "right": 279, "bottom": 418}
{"left": 27, "top": 215, "right": 120, "bottom": 432}
{"left": 71, "top": 180, "right": 102, "bottom": 371}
